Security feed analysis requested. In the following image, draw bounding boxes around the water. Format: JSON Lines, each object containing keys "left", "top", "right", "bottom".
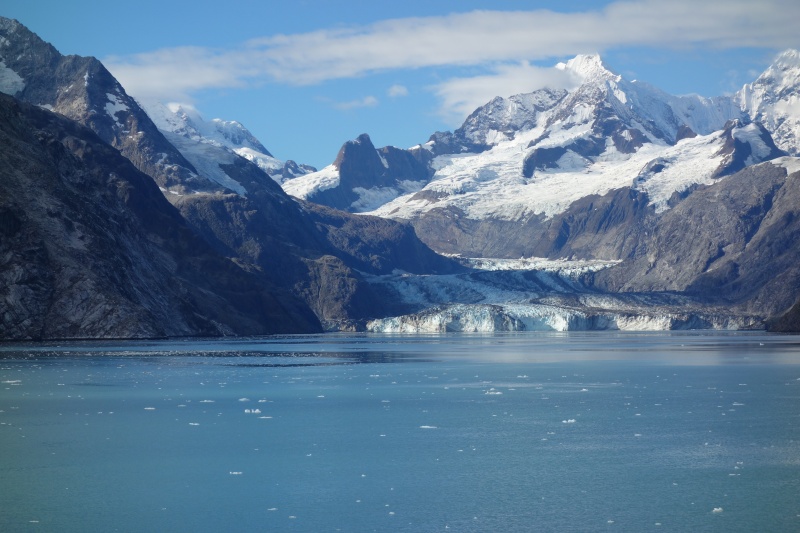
{"left": 1, "top": 332, "right": 799, "bottom": 532}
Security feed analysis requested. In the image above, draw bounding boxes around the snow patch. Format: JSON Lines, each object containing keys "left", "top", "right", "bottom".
{"left": 770, "top": 156, "right": 800, "bottom": 175}
{"left": 732, "top": 123, "right": 772, "bottom": 163}
{"left": 105, "top": 93, "right": 129, "bottom": 126}
{"left": 0, "top": 61, "right": 24, "bottom": 95}
{"left": 283, "top": 164, "right": 340, "bottom": 199}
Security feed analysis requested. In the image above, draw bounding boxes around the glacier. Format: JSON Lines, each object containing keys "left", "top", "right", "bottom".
{"left": 364, "top": 257, "right": 759, "bottom": 333}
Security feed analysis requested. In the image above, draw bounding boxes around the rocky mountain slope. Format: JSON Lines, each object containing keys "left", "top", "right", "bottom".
{"left": 0, "top": 17, "right": 460, "bottom": 335}
{"left": 0, "top": 93, "right": 320, "bottom": 339}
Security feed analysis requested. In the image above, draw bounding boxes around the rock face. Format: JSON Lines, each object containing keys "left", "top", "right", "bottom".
{"left": 0, "top": 94, "right": 320, "bottom": 339}
{"left": 0, "top": 17, "right": 215, "bottom": 195}
{"left": 283, "top": 133, "right": 431, "bottom": 212}
{"left": 594, "top": 159, "right": 800, "bottom": 318}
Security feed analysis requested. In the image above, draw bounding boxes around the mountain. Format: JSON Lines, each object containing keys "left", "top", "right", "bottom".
{"left": 142, "top": 101, "right": 316, "bottom": 185}
{"left": 0, "top": 17, "right": 219, "bottom": 195}
{"left": 282, "top": 51, "right": 800, "bottom": 327}
{"left": 738, "top": 49, "right": 800, "bottom": 157}
{"left": 0, "top": 17, "right": 460, "bottom": 335}
{"left": 0, "top": 92, "right": 320, "bottom": 339}
{"left": 3, "top": 15, "right": 799, "bottom": 335}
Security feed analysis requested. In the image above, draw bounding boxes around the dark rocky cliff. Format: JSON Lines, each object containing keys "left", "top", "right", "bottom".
{"left": 0, "top": 94, "right": 320, "bottom": 339}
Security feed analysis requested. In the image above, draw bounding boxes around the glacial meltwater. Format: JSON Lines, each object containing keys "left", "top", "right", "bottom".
{"left": 1, "top": 332, "right": 799, "bottom": 532}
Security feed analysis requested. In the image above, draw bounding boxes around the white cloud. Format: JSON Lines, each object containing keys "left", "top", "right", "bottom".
{"left": 332, "top": 95, "right": 379, "bottom": 110}
{"left": 388, "top": 84, "right": 409, "bottom": 98}
{"left": 433, "top": 62, "right": 581, "bottom": 124}
{"left": 104, "top": 0, "right": 800, "bottom": 103}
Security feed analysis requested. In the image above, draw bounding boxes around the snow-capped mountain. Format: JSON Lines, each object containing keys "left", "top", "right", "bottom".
{"left": 0, "top": 17, "right": 219, "bottom": 195}
{"left": 142, "top": 101, "right": 316, "bottom": 188}
{"left": 285, "top": 53, "right": 795, "bottom": 229}
{"left": 280, "top": 50, "right": 800, "bottom": 329}
{"left": 738, "top": 49, "right": 800, "bottom": 157}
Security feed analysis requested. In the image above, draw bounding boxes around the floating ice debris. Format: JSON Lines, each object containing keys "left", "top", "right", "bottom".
{"left": 562, "top": 419, "right": 576, "bottom": 424}
{"left": 144, "top": 407, "right": 156, "bottom": 410}
{"left": 258, "top": 399, "right": 269, "bottom": 403}
{"left": 189, "top": 423, "right": 200, "bottom": 426}
{"left": 712, "top": 507, "right": 723, "bottom": 513}
{"left": 244, "top": 409, "right": 262, "bottom": 414}
{"left": 317, "top": 395, "right": 325, "bottom": 398}
{"left": 258, "top": 416, "right": 272, "bottom": 419}
{"left": 238, "top": 398, "right": 250, "bottom": 402}
{"left": 634, "top": 433, "right": 642, "bottom": 437}
{"left": 1, "top": 380, "right": 21, "bottom": 384}
{"left": 267, "top": 508, "right": 277, "bottom": 512}
{"left": 199, "top": 400, "right": 214, "bottom": 403}
{"left": 485, "top": 389, "right": 503, "bottom": 395}
{"left": 580, "top": 388, "right": 589, "bottom": 392}
{"left": 229, "top": 471, "right": 243, "bottom": 475}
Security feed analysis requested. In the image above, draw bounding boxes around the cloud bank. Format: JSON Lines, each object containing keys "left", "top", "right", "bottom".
{"left": 105, "top": 0, "right": 800, "bottom": 119}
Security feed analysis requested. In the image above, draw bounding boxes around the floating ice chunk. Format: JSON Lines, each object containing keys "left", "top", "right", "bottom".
{"left": 580, "top": 388, "right": 589, "bottom": 392}
{"left": 562, "top": 419, "right": 576, "bottom": 424}
{"left": 189, "top": 422, "right": 200, "bottom": 426}
{"left": 244, "top": 408, "right": 262, "bottom": 414}
{"left": 229, "top": 471, "right": 243, "bottom": 475}
{"left": 144, "top": 407, "right": 156, "bottom": 410}
{"left": 712, "top": 507, "right": 723, "bottom": 513}
{"left": 258, "top": 416, "right": 273, "bottom": 419}
{"left": 420, "top": 425, "right": 438, "bottom": 429}
{"left": 238, "top": 398, "right": 250, "bottom": 402}
{"left": 199, "top": 400, "right": 215, "bottom": 403}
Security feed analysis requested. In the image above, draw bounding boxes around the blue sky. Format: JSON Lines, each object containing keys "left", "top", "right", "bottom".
{"left": 5, "top": 0, "right": 799, "bottom": 169}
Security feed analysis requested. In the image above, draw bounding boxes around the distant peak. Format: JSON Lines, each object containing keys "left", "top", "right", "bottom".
{"left": 772, "top": 49, "right": 800, "bottom": 69}
{"left": 559, "top": 54, "right": 617, "bottom": 81}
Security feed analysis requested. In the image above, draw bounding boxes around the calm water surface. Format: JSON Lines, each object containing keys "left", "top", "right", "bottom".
{"left": 1, "top": 332, "right": 799, "bottom": 532}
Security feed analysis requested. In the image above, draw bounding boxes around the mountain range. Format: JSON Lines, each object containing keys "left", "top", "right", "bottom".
{"left": 1, "top": 16, "right": 799, "bottom": 337}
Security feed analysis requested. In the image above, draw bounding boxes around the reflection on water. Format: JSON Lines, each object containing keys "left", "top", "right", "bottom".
{"left": 2, "top": 331, "right": 800, "bottom": 365}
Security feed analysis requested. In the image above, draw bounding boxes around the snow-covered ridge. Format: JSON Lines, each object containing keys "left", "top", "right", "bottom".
{"left": 283, "top": 164, "right": 341, "bottom": 199}
{"left": 738, "top": 49, "right": 800, "bottom": 156}
{"left": 140, "top": 100, "right": 311, "bottom": 189}
{"left": 371, "top": 121, "right": 771, "bottom": 220}
{"left": 289, "top": 50, "right": 799, "bottom": 229}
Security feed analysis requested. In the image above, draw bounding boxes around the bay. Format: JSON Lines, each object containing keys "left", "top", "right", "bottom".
{"left": 1, "top": 332, "right": 799, "bottom": 532}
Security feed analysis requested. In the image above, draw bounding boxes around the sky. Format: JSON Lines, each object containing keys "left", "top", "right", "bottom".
{"left": 4, "top": 0, "right": 800, "bottom": 169}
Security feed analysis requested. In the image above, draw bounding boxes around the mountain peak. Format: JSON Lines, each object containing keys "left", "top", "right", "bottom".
{"left": 559, "top": 54, "right": 618, "bottom": 82}
{"left": 772, "top": 48, "right": 800, "bottom": 69}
